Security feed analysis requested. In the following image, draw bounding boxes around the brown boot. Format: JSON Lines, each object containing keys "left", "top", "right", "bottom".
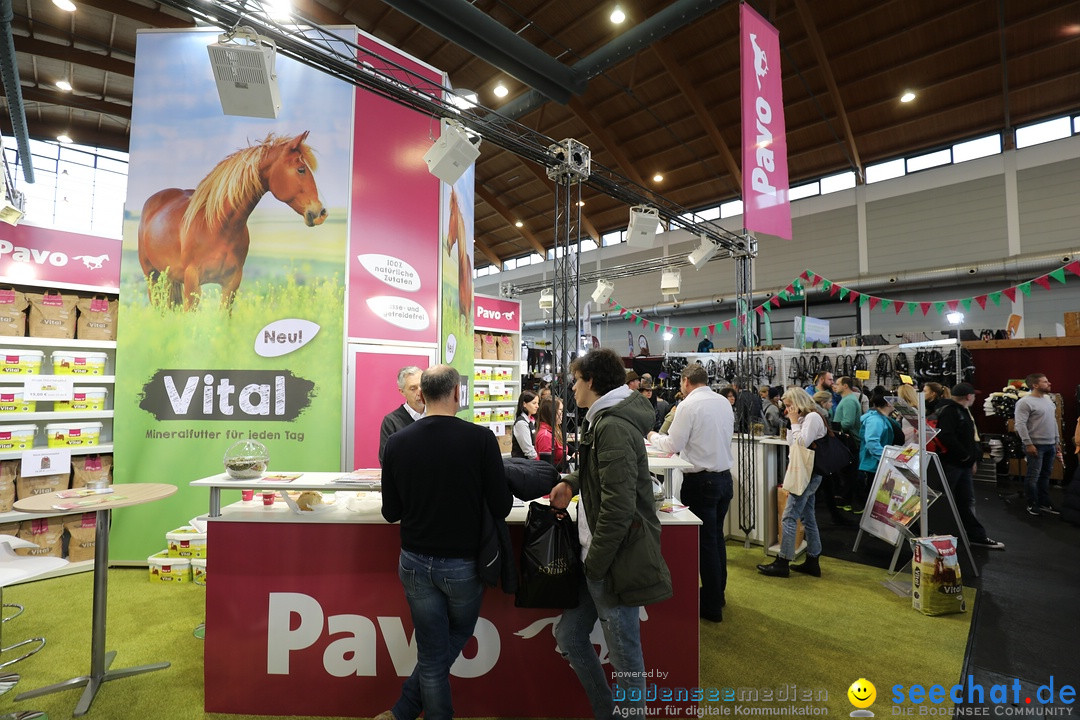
{"left": 756, "top": 557, "right": 789, "bottom": 577}
{"left": 791, "top": 554, "right": 821, "bottom": 577}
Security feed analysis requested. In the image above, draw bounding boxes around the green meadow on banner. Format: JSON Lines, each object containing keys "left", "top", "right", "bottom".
{"left": 111, "top": 30, "right": 353, "bottom": 562}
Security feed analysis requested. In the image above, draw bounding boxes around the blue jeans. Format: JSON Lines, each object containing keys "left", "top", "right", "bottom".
{"left": 943, "top": 463, "right": 988, "bottom": 542}
{"left": 554, "top": 575, "right": 646, "bottom": 720}
{"left": 680, "top": 470, "right": 733, "bottom": 616}
{"left": 780, "top": 474, "right": 822, "bottom": 560}
{"left": 391, "top": 550, "right": 484, "bottom": 720}
{"left": 1025, "top": 443, "right": 1056, "bottom": 508}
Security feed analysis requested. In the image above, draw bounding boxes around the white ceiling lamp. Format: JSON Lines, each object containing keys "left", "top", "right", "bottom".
{"left": 423, "top": 120, "right": 481, "bottom": 185}
{"left": 626, "top": 205, "right": 660, "bottom": 247}
{"left": 687, "top": 234, "right": 720, "bottom": 270}
{"left": 57, "top": 134, "right": 73, "bottom": 144}
{"left": 56, "top": 80, "right": 72, "bottom": 92}
{"left": 661, "top": 269, "right": 681, "bottom": 296}
{"left": 514, "top": 220, "right": 523, "bottom": 228}
{"left": 538, "top": 288, "right": 554, "bottom": 310}
{"left": 591, "top": 279, "right": 614, "bottom": 305}
{"left": 900, "top": 90, "right": 916, "bottom": 103}
{"left": 652, "top": 172, "right": 663, "bottom": 182}
{"left": 52, "top": 0, "right": 76, "bottom": 11}
{"left": 493, "top": 82, "right": 508, "bottom": 98}
{"left": 946, "top": 311, "right": 964, "bottom": 325}
{"left": 610, "top": 6, "right": 626, "bottom": 24}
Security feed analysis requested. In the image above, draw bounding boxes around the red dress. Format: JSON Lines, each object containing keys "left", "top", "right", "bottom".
{"left": 534, "top": 422, "right": 565, "bottom": 466}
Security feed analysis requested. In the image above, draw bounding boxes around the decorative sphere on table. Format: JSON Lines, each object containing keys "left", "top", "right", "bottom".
{"left": 223, "top": 440, "right": 269, "bottom": 479}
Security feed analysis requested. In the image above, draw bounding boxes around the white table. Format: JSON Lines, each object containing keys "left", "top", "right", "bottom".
{"left": 191, "top": 471, "right": 380, "bottom": 517}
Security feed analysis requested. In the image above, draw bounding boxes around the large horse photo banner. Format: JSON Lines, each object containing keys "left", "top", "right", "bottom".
{"left": 113, "top": 29, "right": 353, "bottom": 561}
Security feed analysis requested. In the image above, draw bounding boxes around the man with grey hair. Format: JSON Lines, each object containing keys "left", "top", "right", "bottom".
{"left": 379, "top": 365, "right": 424, "bottom": 465}
{"left": 379, "top": 364, "right": 511, "bottom": 720}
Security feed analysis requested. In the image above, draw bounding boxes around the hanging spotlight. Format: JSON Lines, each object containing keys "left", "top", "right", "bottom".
{"left": 687, "top": 234, "right": 720, "bottom": 270}
{"left": 946, "top": 311, "right": 964, "bottom": 325}
{"left": 610, "top": 6, "right": 626, "bottom": 23}
{"left": 661, "top": 269, "right": 681, "bottom": 296}
{"left": 423, "top": 120, "right": 481, "bottom": 186}
{"left": 591, "top": 279, "right": 614, "bottom": 305}
{"left": 538, "top": 288, "right": 554, "bottom": 310}
{"left": 626, "top": 205, "right": 660, "bottom": 248}
{"left": 493, "top": 82, "right": 508, "bottom": 98}
{"left": 207, "top": 27, "right": 281, "bottom": 118}
{"left": 56, "top": 80, "right": 72, "bottom": 92}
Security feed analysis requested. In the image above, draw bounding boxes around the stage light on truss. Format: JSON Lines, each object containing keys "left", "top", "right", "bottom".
{"left": 946, "top": 311, "right": 964, "bottom": 325}
{"left": 538, "top": 288, "right": 554, "bottom": 310}
{"left": 207, "top": 28, "right": 281, "bottom": 119}
{"left": 423, "top": 120, "right": 481, "bottom": 186}
{"left": 626, "top": 205, "right": 660, "bottom": 247}
{"left": 661, "top": 269, "right": 681, "bottom": 296}
{"left": 687, "top": 234, "right": 720, "bottom": 270}
{"left": 591, "top": 279, "right": 615, "bottom": 305}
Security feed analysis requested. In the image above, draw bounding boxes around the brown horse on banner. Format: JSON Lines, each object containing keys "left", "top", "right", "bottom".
{"left": 445, "top": 187, "right": 472, "bottom": 321}
{"left": 137, "top": 131, "right": 327, "bottom": 310}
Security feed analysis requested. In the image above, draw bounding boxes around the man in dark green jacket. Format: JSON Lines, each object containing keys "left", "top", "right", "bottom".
{"left": 550, "top": 348, "right": 672, "bottom": 720}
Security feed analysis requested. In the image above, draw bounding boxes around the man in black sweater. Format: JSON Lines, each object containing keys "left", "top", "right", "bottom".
{"left": 378, "top": 365, "right": 424, "bottom": 465}
{"left": 379, "top": 365, "right": 511, "bottom": 720}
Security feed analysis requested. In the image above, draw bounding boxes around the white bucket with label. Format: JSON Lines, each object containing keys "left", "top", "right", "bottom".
{"left": 192, "top": 558, "right": 207, "bottom": 585}
{"left": 54, "top": 387, "right": 108, "bottom": 412}
{"left": 0, "top": 424, "right": 36, "bottom": 450}
{"left": 0, "top": 389, "right": 34, "bottom": 413}
{"left": 45, "top": 421, "right": 102, "bottom": 448}
{"left": 166, "top": 526, "right": 207, "bottom": 559}
{"left": 51, "top": 351, "right": 108, "bottom": 375}
{"left": 0, "top": 349, "right": 43, "bottom": 375}
{"left": 148, "top": 552, "right": 190, "bottom": 583}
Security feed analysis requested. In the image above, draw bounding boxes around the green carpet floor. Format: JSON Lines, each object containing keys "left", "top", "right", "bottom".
{"left": 0, "top": 544, "right": 972, "bottom": 719}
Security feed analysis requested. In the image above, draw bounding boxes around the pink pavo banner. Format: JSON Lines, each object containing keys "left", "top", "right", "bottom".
{"left": 741, "top": 4, "right": 792, "bottom": 240}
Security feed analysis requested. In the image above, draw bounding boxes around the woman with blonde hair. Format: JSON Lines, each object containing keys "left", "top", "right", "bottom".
{"left": 758, "top": 387, "right": 826, "bottom": 578}
{"left": 896, "top": 384, "right": 919, "bottom": 443}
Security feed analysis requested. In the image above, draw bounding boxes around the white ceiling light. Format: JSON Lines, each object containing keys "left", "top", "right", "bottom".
{"left": 652, "top": 173, "right": 663, "bottom": 182}
{"left": 610, "top": 6, "right": 626, "bottom": 24}
{"left": 423, "top": 120, "right": 481, "bottom": 185}
{"left": 514, "top": 220, "right": 523, "bottom": 228}
{"left": 626, "top": 205, "right": 660, "bottom": 247}
{"left": 946, "top": 311, "right": 964, "bottom": 325}
{"left": 57, "top": 134, "right": 73, "bottom": 144}
{"left": 53, "top": 0, "right": 76, "bottom": 11}
{"left": 591, "top": 279, "right": 614, "bottom": 305}
{"left": 493, "top": 83, "right": 508, "bottom": 98}
{"left": 56, "top": 80, "right": 72, "bottom": 92}
{"left": 687, "top": 235, "right": 720, "bottom": 270}
{"left": 538, "top": 288, "right": 554, "bottom": 310}
{"left": 900, "top": 90, "right": 916, "bottom": 103}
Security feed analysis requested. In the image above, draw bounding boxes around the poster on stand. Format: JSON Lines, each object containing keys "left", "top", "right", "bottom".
{"left": 859, "top": 445, "right": 941, "bottom": 546}
{"left": 112, "top": 29, "right": 354, "bottom": 561}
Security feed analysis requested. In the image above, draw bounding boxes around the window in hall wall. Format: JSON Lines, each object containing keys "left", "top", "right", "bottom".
{"left": 788, "top": 181, "right": 820, "bottom": 201}
{"left": 720, "top": 199, "right": 743, "bottom": 218}
{"left": 1015, "top": 116, "right": 1072, "bottom": 148}
{"left": 865, "top": 158, "right": 906, "bottom": 183}
{"left": 952, "top": 133, "right": 1000, "bottom": 163}
{"left": 601, "top": 230, "right": 623, "bottom": 246}
{"left": 906, "top": 149, "right": 952, "bottom": 173}
{"left": 820, "top": 171, "right": 856, "bottom": 194}
{"left": 580, "top": 238, "right": 597, "bottom": 252}
{"left": 1074, "top": 116, "right": 1080, "bottom": 135}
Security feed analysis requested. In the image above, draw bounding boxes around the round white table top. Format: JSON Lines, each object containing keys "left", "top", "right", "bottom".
{"left": 13, "top": 483, "right": 177, "bottom": 513}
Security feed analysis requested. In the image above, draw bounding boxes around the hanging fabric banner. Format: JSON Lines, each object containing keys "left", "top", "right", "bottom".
{"left": 740, "top": 3, "right": 791, "bottom": 239}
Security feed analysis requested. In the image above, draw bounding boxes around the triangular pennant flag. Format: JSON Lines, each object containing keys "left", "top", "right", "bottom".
{"left": 908, "top": 302, "right": 918, "bottom": 315}
{"left": 722, "top": 320, "right": 731, "bottom": 331}
{"left": 678, "top": 327, "right": 685, "bottom": 337}
{"left": 838, "top": 287, "right": 850, "bottom": 300}
{"left": 920, "top": 302, "right": 932, "bottom": 316}
{"left": 761, "top": 302, "right": 772, "bottom": 314}
{"left": 799, "top": 270, "right": 810, "bottom": 281}
{"left": 975, "top": 295, "right": 987, "bottom": 309}
{"left": 811, "top": 274, "right": 822, "bottom": 287}
{"left": 755, "top": 306, "right": 765, "bottom": 317}
{"left": 613, "top": 303, "right": 622, "bottom": 312}
{"left": 1050, "top": 268, "right": 1067, "bottom": 284}
{"left": 693, "top": 327, "right": 700, "bottom": 337}
{"left": 822, "top": 279, "right": 833, "bottom": 292}
{"left": 989, "top": 292, "right": 1002, "bottom": 306}
{"left": 932, "top": 301, "right": 945, "bottom": 314}
{"left": 869, "top": 296, "right": 881, "bottom": 310}
{"left": 829, "top": 283, "right": 839, "bottom": 297}
{"left": 857, "top": 293, "right": 869, "bottom": 307}
{"left": 770, "top": 296, "right": 781, "bottom": 308}
{"left": 708, "top": 324, "right": 716, "bottom": 335}
{"left": 778, "top": 291, "right": 789, "bottom": 301}
{"left": 960, "top": 298, "right": 972, "bottom": 312}
{"left": 607, "top": 299, "right": 616, "bottom": 307}
{"left": 1033, "top": 276, "right": 1050, "bottom": 291}
{"left": 848, "top": 290, "right": 860, "bottom": 304}
{"left": 1018, "top": 282, "right": 1031, "bottom": 296}
{"left": 880, "top": 299, "right": 892, "bottom": 311}
{"left": 636, "top": 315, "right": 644, "bottom": 325}
{"left": 1067, "top": 261, "right": 1080, "bottom": 277}
{"left": 664, "top": 326, "right": 672, "bottom": 335}
{"left": 895, "top": 301, "right": 905, "bottom": 315}
{"left": 946, "top": 300, "right": 959, "bottom": 311}
{"left": 784, "top": 284, "right": 796, "bottom": 295}
{"left": 1003, "top": 287, "right": 1016, "bottom": 302}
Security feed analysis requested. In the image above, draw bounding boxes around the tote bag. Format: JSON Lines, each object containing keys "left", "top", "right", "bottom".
{"left": 784, "top": 443, "right": 815, "bottom": 496}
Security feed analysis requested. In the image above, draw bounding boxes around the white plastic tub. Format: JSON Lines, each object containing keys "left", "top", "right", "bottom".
{"left": 45, "top": 421, "right": 102, "bottom": 448}
{"left": 0, "top": 424, "right": 36, "bottom": 450}
{"left": 166, "top": 526, "right": 207, "bottom": 559}
{"left": 51, "top": 351, "right": 108, "bottom": 375}
{"left": 0, "top": 349, "right": 43, "bottom": 375}
{"left": 192, "top": 559, "right": 207, "bottom": 585}
{"left": 54, "top": 387, "right": 108, "bottom": 412}
{"left": 148, "top": 552, "right": 190, "bottom": 583}
{"left": 0, "top": 389, "right": 34, "bottom": 413}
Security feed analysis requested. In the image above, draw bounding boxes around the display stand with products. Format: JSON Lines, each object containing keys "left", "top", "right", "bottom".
{"left": 472, "top": 294, "right": 522, "bottom": 457}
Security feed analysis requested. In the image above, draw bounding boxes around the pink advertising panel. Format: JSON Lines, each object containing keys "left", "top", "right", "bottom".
{"left": 349, "top": 31, "right": 445, "bottom": 344}
{"left": 0, "top": 224, "right": 120, "bottom": 291}
{"left": 473, "top": 293, "right": 521, "bottom": 333}
{"left": 741, "top": 4, "right": 792, "bottom": 240}
{"left": 205, "top": 520, "right": 699, "bottom": 717}
{"left": 350, "top": 345, "right": 435, "bottom": 469}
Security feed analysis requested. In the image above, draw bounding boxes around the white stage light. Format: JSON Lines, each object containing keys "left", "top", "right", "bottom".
{"left": 591, "top": 279, "right": 614, "bottom": 305}
{"left": 424, "top": 121, "right": 481, "bottom": 186}
{"left": 207, "top": 28, "right": 281, "bottom": 119}
{"left": 626, "top": 205, "right": 660, "bottom": 247}
{"left": 538, "top": 288, "right": 554, "bottom": 310}
{"left": 661, "top": 269, "right": 681, "bottom": 296}
{"left": 687, "top": 235, "right": 720, "bottom": 270}
{"left": 946, "top": 311, "right": 964, "bottom": 325}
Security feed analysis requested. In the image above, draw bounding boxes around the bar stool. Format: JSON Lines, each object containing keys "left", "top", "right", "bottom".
{"left": 0, "top": 536, "right": 69, "bottom": 671}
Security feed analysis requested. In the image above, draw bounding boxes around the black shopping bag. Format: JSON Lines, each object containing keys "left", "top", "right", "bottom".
{"left": 515, "top": 501, "right": 581, "bottom": 609}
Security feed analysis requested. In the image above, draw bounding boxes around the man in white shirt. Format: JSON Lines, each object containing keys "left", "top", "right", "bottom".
{"left": 648, "top": 363, "right": 734, "bottom": 622}
{"left": 378, "top": 366, "right": 425, "bottom": 465}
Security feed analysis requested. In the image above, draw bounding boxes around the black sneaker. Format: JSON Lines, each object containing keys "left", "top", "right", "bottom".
{"left": 1038, "top": 505, "right": 1061, "bottom": 516}
{"left": 970, "top": 537, "right": 1005, "bottom": 550}
{"left": 1026, "top": 504, "right": 1040, "bottom": 516}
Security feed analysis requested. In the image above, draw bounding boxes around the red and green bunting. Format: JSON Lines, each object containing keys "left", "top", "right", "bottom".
{"left": 603, "top": 260, "right": 1080, "bottom": 339}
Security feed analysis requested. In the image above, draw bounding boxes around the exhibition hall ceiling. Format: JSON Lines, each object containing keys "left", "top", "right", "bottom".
{"left": 4, "top": 0, "right": 1079, "bottom": 267}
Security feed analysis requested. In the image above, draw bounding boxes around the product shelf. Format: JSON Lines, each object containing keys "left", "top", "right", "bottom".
{"left": 472, "top": 380, "right": 520, "bottom": 385}
{"left": 0, "top": 375, "right": 115, "bottom": 384}
{"left": 482, "top": 359, "right": 521, "bottom": 367}
{"left": 0, "top": 337, "right": 116, "bottom": 350}
{"left": 0, "top": 410, "right": 114, "bottom": 422}
{"left": 0, "top": 443, "right": 113, "bottom": 462}
{"left": 472, "top": 400, "right": 516, "bottom": 407}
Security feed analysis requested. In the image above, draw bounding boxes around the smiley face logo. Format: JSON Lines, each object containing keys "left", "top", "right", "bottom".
{"left": 848, "top": 678, "right": 876, "bottom": 709}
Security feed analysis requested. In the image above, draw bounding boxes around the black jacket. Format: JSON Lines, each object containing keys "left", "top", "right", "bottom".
{"left": 378, "top": 405, "right": 415, "bottom": 465}
{"left": 502, "top": 457, "right": 560, "bottom": 501}
{"left": 934, "top": 399, "right": 979, "bottom": 468}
